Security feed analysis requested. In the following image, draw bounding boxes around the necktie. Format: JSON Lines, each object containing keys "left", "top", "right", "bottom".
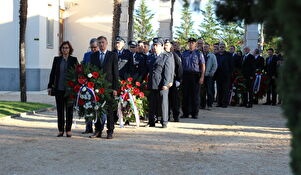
{"left": 100, "top": 52, "right": 104, "bottom": 64}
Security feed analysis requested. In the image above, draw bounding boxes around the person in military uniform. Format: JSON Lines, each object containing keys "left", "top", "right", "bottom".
{"left": 128, "top": 40, "right": 148, "bottom": 81}
{"left": 148, "top": 37, "right": 175, "bottom": 128}
{"left": 181, "top": 38, "right": 205, "bottom": 119}
{"left": 164, "top": 39, "right": 183, "bottom": 122}
{"left": 112, "top": 36, "right": 133, "bottom": 80}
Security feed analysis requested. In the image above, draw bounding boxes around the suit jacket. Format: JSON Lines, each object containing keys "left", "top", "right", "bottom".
{"left": 265, "top": 55, "right": 278, "bottom": 77}
{"left": 90, "top": 50, "right": 119, "bottom": 90}
{"left": 172, "top": 52, "right": 183, "bottom": 82}
{"left": 255, "top": 55, "right": 265, "bottom": 71}
{"left": 131, "top": 52, "right": 148, "bottom": 80}
{"left": 241, "top": 53, "right": 256, "bottom": 78}
{"left": 48, "top": 56, "right": 78, "bottom": 90}
{"left": 148, "top": 52, "right": 175, "bottom": 90}
{"left": 112, "top": 49, "right": 133, "bottom": 80}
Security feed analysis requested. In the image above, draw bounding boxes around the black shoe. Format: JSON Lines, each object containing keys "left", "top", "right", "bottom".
{"left": 240, "top": 104, "right": 246, "bottom": 107}
{"left": 89, "top": 132, "right": 102, "bottom": 138}
{"left": 192, "top": 115, "right": 198, "bottom": 119}
{"left": 66, "top": 134, "right": 72, "bottom": 137}
{"left": 180, "top": 115, "right": 189, "bottom": 118}
{"left": 222, "top": 105, "right": 228, "bottom": 108}
{"left": 272, "top": 103, "right": 276, "bottom": 106}
{"left": 216, "top": 104, "right": 222, "bottom": 107}
{"left": 57, "top": 133, "right": 64, "bottom": 137}
{"left": 82, "top": 130, "right": 93, "bottom": 134}
{"left": 148, "top": 123, "right": 155, "bottom": 127}
{"left": 125, "top": 120, "right": 130, "bottom": 125}
{"left": 162, "top": 124, "right": 167, "bottom": 128}
{"left": 107, "top": 133, "right": 113, "bottom": 139}
{"left": 200, "top": 106, "right": 206, "bottom": 110}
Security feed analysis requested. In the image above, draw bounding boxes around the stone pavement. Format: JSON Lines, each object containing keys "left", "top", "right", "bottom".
{"left": 0, "top": 90, "right": 55, "bottom": 105}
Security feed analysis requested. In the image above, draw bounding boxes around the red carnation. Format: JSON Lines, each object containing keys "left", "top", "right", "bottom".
{"left": 87, "top": 82, "right": 94, "bottom": 89}
{"left": 121, "top": 86, "right": 126, "bottom": 91}
{"left": 78, "top": 76, "right": 87, "bottom": 84}
{"left": 120, "top": 80, "right": 126, "bottom": 85}
{"left": 126, "top": 83, "right": 133, "bottom": 89}
{"left": 92, "top": 72, "right": 99, "bottom": 78}
{"left": 78, "top": 99, "right": 85, "bottom": 106}
{"left": 133, "top": 88, "right": 140, "bottom": 95}
{"left": 99, "top": 88, "right": 105, "bottom": 94}
{"left": 69, "top": 94, "right": 75, "bottom": 99}
{"left": 135, "top": 82, "right": 141, "bottom": 87}
{"left": 95, "top": 95, "right": 100, "bottom": 102}
{"left": 74, "top": 85, "right": 81, "bottom": 93}
{"left": 76, "top": 64, "right": 84, "bottom": 74}
{"left": 124, "top": 93, "right": 129, "bottom": 101}
{"left": 127, "top": 77, "right": 133, "bottom": 82}
{"left": 139, "top": 92, "right": 145, "bottom": 98}
{"left": 68, "top": 81, "right": 75, "bottom": 87}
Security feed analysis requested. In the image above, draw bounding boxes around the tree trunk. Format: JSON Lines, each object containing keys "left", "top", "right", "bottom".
{"left": 127, "top": 0, "right": 136, "bottom": 42}
{"left": 19, "top": 0, "right": 28, "bottom": 102}
{"left": 112, "top": 0, "right": 122, "bottom": 49}
{"left": 170, "top": 0, "right": 176, "bottom": 40}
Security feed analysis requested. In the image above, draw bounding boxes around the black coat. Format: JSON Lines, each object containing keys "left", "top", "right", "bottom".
{"left": 48, "top": 56, "right": 78, "bottom": 90}
{"left": 255, "top": 55, "right": 265, "bottom": 71}
{"left": 241, "top": 53, "right": 256, "bottom": 78}
{"left": 131, "top": 52, "right": 148, "bottom": 80}
{"left": 112, "top": 49, "right": 133, "bottom": 80}
{"left": 215, "top": 51, "right": 233, "bottom": 79}
{"left": 90, "top": 51, "right": 119, "bottom": 90}
{"left": 172, "top": 52, "right": 183, "bottom": 82}
{"left": 265, "top": 55, "right": 278, "bottom": 77}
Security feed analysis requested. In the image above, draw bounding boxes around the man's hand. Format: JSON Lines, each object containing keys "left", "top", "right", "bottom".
{"left": 113, "top": 90, "right": 117, "bottom": 96}
{"left": 199, "top": 77, "right": 204, "bottom": 85}
{"left": 168, "top": 82, "right": 173, "bottom": 88}
{"left": 162, "top": 86, "right": 168, "bottom": 90}
{"left": 47, "top": 88, "right": 52, "bottom": 96}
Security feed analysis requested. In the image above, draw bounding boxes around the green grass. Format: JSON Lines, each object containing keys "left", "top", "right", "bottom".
{"left": 0, "top": 101, "right": 53, "bottom": 117}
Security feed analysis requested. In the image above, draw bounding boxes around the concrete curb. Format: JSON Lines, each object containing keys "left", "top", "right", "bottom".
{"left": 1, "top": 106, "right": 56, "bottom": 119}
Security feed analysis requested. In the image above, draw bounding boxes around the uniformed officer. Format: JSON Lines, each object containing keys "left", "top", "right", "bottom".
{"left": 128, "top": 40, "right": 148, "bottom": 81}
{"left": 164, "top": 39, "right": 183, "bottom": 122}
{"left": 112, "top": 36, "right": 133, "bottom": 80}
{"left": 148, "top": 37, "right": 175, "bottom": 128}
{"left": 181, "top": 38, "right": 205, "bottom": 119}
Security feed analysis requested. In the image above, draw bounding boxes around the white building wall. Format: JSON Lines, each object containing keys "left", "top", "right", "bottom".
{"left": 63, "top": 0, "right": 114, "bottom": 62}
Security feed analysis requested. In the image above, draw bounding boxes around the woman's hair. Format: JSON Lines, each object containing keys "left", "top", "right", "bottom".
{"left": 59, "top": 41, "right": 74, "bottom": 55}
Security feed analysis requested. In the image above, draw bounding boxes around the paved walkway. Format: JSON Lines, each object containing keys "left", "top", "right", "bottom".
{"left": 0, "top": 90, "right": 55, "bottom": 105}
{"left": 0, "top": 98, "right": 292, "bottom": 175}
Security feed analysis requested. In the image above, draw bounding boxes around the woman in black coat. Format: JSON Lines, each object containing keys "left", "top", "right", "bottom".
{"left": 48, "top": 41, "right": 78, "bottom": 137}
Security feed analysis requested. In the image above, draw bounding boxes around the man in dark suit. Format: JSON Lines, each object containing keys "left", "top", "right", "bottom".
{"left": 264, "top": 48, "right": 278, "bottom": 105}
{"left": 215, "top": 42, "right": 233, "bottom": 108}
{"left": 253, "top": 48, "right": 265, "bottom": 104}
{"left": 148, "top": 37, "right": 174, "bottom": 128}
{"left": 90, "top": 36, "right": 119, "bottom": 139}
{"left": 112, "top": 36, "right": 132, "bottom": 80}
{"left": 241, "top": 47, "right": 256, "bottom": 108}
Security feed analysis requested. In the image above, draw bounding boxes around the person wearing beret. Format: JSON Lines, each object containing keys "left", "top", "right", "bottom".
{"left": 148, "top": 37, "right": 175, "bottom": 128}
{"left": 48, "top": 41, "right": 78, "bottom": 137}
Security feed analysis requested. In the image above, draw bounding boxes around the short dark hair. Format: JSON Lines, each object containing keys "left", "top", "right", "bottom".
{"left": 230, "top": 45, "right": 235, "bottom": 49}
{"left": 254, "top": 48, "right": 260, "bottom": 54}
{"left": 213, "top": 43, "right": 219, "bottom": 46}
{"left": 267, "top": 48, "right": 274, "bottom": 52}
{"left": 59, "top": 41, "right": 74, "bottom": 55}
{"left": 143, "top": 41, "right": 149, "bottom": 46}
{"left": 97, "top": 36, "right": 107, "bottom": 41}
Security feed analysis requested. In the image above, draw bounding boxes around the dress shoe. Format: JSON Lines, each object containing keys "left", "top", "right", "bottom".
{"left": 89, "top": 132, "right": 102, "bottom": 138}
{"left": 57, "top": 133, "right": 64, "bottom": 137}
{"left": 180, "top": 115, "right": 189, "bottom": 118}
{"left": 216, "top": 105, "right": 222, "bottom": 107}
{"left": 107, "top": 133, "right": 113, "bottom": 139}
{"left": 148, "top": 123, "right": 155, "bottom": 127}
{"left": 272, "top": 103, "right": 276, "bottom": 106}
{"left": 222, "top": 105, "right": 228, "bottom": 108}
{"left": 81, "top": 130, "right": 93, "bottom": 134}
{"left": 66, "top": 134, "right": 72, "bottom": 137}
{"left": 162, "top": 124, "right": 167, "bottom": 128}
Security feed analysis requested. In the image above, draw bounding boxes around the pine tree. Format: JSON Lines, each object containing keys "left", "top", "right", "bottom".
{"left": 220, "top": 22, "right": 244, "bottom": 48}
{"left": 175, "top": 5, "right": 196, "bottom": 50}
{"left": 198, "top": 0, "right": 220, "bottom": 45}
{"left": 134, "top": 0, "right": 155, "bottom": 42}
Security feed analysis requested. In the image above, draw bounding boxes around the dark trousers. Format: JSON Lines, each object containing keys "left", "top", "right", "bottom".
{"left": 243, "top": 77, "right": 254, "bottom": 106}
{"left": 267, "top": 77, "right": 277, "bottom": 104}
{"left": 216, "top": 76, "right": 230, "bottom": 107}
{"left": 182, "top": 72, "right": 200, "bottom": 117}
{"left": 149, "top": 89, "right": 169, "bottom": 125}
{"left": 200, "top": 76, "right": 214, "bottom": 108}
{"left": 55, "top": 90, "right": 73, "bottom": 132}
{"left": 85, "top": 120, "right": 93, "bottom": 133}
{"left": 168, "top": 82, "right": 180, "bottom": 121}
{"left": 95, "top": 99, "right": 114, "bottom": 134}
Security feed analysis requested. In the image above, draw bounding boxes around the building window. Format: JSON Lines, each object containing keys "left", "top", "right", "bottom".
{"left": 47, "top": 17, "right": 54, "bottom": 49}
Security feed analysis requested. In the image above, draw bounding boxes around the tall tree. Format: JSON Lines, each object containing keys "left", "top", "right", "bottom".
{"left": 112, "top": 0, "right": 122, "bottom": 49}
{"left": 19, "top": 0, "right": 28, "bottom": 102}
{"left": 214, "top": 0, "right": 301, "bottom": 174}
{"left": 175, "top": 5, "right": 196, "bottom": 50}
{"left": 219, "top": 22, "right": 244, "bottom": 48}
{"left": 134, "top": 0, "right": 155, "bottom": 42}
{"left": 198, "top": 0, "right": 220, "bottom": 45}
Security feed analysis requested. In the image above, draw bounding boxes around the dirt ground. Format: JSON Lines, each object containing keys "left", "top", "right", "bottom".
{"left": 0, "top": 104, "right": 291, "bottom": 175}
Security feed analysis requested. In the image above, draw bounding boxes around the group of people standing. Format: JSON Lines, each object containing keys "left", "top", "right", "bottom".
{"left": 47, "top": 35, "right": 282, "bottom": 139}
